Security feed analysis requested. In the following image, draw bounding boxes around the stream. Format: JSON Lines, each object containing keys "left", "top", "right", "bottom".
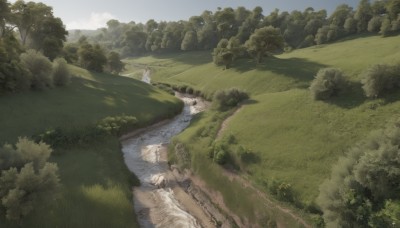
{"left": 121, "top": 93, "right": 208, "bottom": 228}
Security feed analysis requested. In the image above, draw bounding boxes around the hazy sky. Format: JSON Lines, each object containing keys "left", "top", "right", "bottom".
{"left": 9, "top": 0, "right": 360, "bottom": 30}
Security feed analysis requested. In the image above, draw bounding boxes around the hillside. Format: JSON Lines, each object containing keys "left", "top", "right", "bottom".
{"left": 123, "top": 34, "right": 400, "bottom": 223}
{"left": 0, "top": 67, "right": 182, "bottom": 227}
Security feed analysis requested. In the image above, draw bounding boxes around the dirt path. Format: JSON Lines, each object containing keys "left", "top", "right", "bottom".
{"left": 216, "top": 106, "right": 243, "bottom": 139}
{"left": 220, "top": 168, "right": 311, "bottom": 228}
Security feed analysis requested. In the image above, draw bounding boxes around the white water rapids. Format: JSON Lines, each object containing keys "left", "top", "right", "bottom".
{"left": 121, "top": 93, "right": 207, "bottom": 228}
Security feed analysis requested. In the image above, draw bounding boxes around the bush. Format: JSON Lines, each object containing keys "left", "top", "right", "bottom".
{"left": 214, "top": 149, "right": 228, "bottom": 165}
{"left": 213, "top": 88, "right": 249, "bottom": 110}
{"left": 20, "top": 50, "right": 53, "bottom": 90}
{"left": 52, "top": 58, "right": 71, "bottom": 86}
{"left": 0, "top": 138, "right": 59, "bottom": 221}
{"left": 309, "top": 68, "right": 346, "bottom": 100}
{"left": 96, "top": 114, "right": 138, "bottom": 135}
{"left": 317, "top": 120, "right": 400, "bottom": 227}
{"left": 361, "top": 63, "right": 400, "bottom": 98}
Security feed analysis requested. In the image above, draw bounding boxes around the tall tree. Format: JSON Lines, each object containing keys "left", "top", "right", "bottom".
{"left": 354, "top": 0, "right": 373, "bottom": 33}
{"left": 181, "top": 30, "right": 197, "bottom": 51}
{"left": 107, "top": 51, "right": 125, "bottom": 74}
{"left": 10, "top": 0, "right": 67, "bottom": 59}
{"left": 244, "top": 26, "right": 284, "bottom": 64}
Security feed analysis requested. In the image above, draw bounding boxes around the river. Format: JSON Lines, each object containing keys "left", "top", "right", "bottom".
{"left": 121, "top": 93, "right": 209, "bottom": 228}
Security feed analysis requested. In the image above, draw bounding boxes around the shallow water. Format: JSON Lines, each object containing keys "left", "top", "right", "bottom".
{"left": 121, "top": 94, "right": 206, "bottom": 228}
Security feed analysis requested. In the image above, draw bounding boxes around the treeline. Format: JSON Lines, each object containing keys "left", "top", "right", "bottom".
{"left": 0, "top": 0, "right": 70, "bottom": 93}
{"left": 0, "top": 0, "right": 125, "bottom": 94}
{"left": 74, "top": 0, "right": 400, "bottom": 58}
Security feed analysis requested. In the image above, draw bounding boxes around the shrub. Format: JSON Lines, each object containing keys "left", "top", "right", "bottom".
{"left": 361, "top": 63, "right": 400, "bottom": 98}
{"left": 317, "top": 120, "right": 400, "bottom": 227}
{"left": 309, "top": 68, "right": 346, "bottom": 100}
{"left": 52, "top": 58, "right": 71, "bottom": 86}
{"left": 20, "top": 50, "right": 53, "bottom": 90}
{"left": 0, "top": 138, "right": 59, "bottom": 221}
{"left": 96, "top": 114, "right": 138, "bottom": 135}
{"left": 214, "top": 149, "right": 228, "bottom": 165}
{"left": 213, "top": 88, "right": 249, "bottom": 110}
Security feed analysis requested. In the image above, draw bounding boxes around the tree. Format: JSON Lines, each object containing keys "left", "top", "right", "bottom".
{"left": 0, "top": 138, "right": 59, "bottom": 221}
{"left": 212, "top": 39, "right": 233, "bottom": 69}
{"left": 0, "top": 34, "right": 30, "bottom": 93}
{"left": 368, "top": 16, "right": 382, "bottom": 33}
{"left": 329, "top": 4, "right": 354, "bottom": 28}
{"left": 244, "top": 26, "right": 284, "bottom": 64}
{"left": 380, "top": 16, "right": 392, "bottom": 36}
{"left": 317, "top": 121, "right": 400, "bottom": 227}
{"left": 354, "top": 0, "right": 373, "bottom": 33}
{"left": 386, "top": 0, "right": 400, "bottom": 20}
{"left": 181, "top": 30, "right": 197, "bottom": 51}
{"left": 123, "top": 25, "right": 147, "bottom": 55}
{"left": 107, "top": 51, "right": 125, "bottom": 74}
{"left": 78, "top": 43, "right": 107, "bottom": 72}
{"left": 344, "top": 17, "right": 357, "bottom": 34}
{"left": 30, "top": 17, "right": 68, "bottom": 60}
{"left": 0, "top": 0, "right": 13, "bottom": 37}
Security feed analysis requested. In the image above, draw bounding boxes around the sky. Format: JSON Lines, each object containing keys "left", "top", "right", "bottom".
{"left": 8, "top": 0, "right": 361, "bottom": 30}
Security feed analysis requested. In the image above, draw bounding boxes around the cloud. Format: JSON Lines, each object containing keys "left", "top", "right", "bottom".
{"left": 66, "top": 12, "right": 116, "bottom": 30}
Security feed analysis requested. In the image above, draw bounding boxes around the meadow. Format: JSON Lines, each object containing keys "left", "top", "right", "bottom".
{"left": 0, "top": 67, "right": 182, "bottom": 227}
{"left": 123, "top": 34, "right": 400, "bottom": 224}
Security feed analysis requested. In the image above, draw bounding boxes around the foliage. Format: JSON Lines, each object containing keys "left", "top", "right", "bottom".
{"left": 361, "top": 63, "right": 400, "bottom": 98}
{"left": 0, "top": 137, "right": 59, "bottom": 221}
{"left": 317, "top": 120, "right": 400, "bottom": 227}
{"left": 0, "top": 35, "right": 30, "bottom": 93}
{"left": 20, "top": 49, "right": 53, "bottom": 90}
{"left": 10, "top": 0, "right": 67, "bottom": 59}
{"left": 181, "top": 31, "right": 197, "bottom": 51}
{"left": 213, "top": 88, "right": 249, "bottom": 110}
{"left": 244, "top": 26, "right": 284, "bottom": 64}
{"left": 106, "top": 51, "right": 125, "bottom": 74}
{"left": 52, "top": 57, "right": 71, "bottom": 86}
{"left": 309, "top": 68, "right": 347, "bottom": 100}
{"left": 212, "top": 39, "right": 234, "bottom": 69}
{"left": 78, "top": 43, "right": 107, "bottom": 72}
{"left": 96, "top": 114, "right": 138, "bottom": 135}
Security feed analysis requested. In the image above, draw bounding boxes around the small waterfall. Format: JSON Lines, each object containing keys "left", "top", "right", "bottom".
{"left": 142, "top": 69, "right": 151, "bottom": 84}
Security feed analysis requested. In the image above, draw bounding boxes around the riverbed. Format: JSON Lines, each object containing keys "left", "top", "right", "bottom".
{"left": 121, "top": 93, "right": 211, "bottom": 228}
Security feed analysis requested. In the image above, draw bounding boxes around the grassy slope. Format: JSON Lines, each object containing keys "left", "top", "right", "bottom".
{"left": 0, "top": 67, "right": 182, "bottom": 227}
{"left": 123, "top": 35, "right": 400, "bottom": 207}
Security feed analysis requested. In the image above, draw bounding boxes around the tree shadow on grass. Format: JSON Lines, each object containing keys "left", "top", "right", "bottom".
{"left": 324, "top": 81, "right": 367, "bottom": 109}
{"left": 147, "top": 50, "right": 213, "bottom": 66}
{"left": 232, "top": 56, "right": 327, "bottom": 85}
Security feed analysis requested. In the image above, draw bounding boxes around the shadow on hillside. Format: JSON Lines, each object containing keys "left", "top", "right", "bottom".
{"left": 329, "top": 33, "right": 376, "bottom": 44}
{"left": 154, "top": 51, "right": 213, "bottom": 65}
{"left": 325, "top": 81, "right": 367, "bottom": 109}
{"left": 70, "top": 72, "right": 181, "bottom": 121}
{"left": 232, "top": 56, "right": 327, "bottom": 84}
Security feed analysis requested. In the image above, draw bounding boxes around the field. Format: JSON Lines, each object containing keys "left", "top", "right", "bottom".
{"left": 0, "top": 67, "right": 182, "bottom": 227}
{"left": 123, "top": 34, "right": 400, "bottom": 221}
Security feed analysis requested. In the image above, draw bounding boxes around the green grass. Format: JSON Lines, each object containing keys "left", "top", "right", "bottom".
{"left": 0, "top": 65, "right": 182, "bottom": 144}
{"left": 123, "top": 34, "right": 400, "bottom": 222}
{"left": 0, "top": 67, "right": 182, "bottom": 227}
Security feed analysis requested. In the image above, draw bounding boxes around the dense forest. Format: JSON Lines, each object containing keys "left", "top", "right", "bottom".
{"left": 71, "top": 0, "right": 400, "bottom": 57}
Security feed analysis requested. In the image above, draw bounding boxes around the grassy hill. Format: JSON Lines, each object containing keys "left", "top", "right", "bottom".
{"left": 123, "top": 34, "right": 400, "bottom": 224}
{"left": 0, "top": 67, "right": 182, "bottom": 227}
